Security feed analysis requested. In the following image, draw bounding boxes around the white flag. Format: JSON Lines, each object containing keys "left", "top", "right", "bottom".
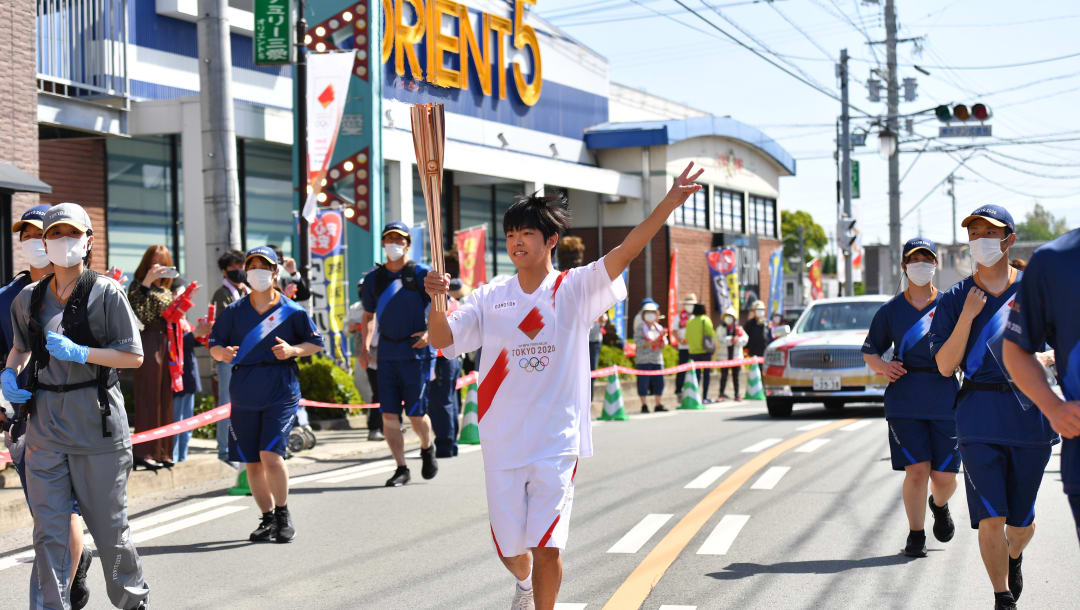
{"left": 303, "top": 50, "right": 356, "bottom": 223}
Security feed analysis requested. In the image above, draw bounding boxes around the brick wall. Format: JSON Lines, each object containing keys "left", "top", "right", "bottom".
{"left": 670, "top": 226, "right": 719, "bottom": 324}
{"left": 39, "top": 139, "right": 109, "bottom": 273}
{"left": 0, "top": 0, "right": 42, "bottom": 236}
{"left": 568, "top": 226, "right": 670, "bottom": 322}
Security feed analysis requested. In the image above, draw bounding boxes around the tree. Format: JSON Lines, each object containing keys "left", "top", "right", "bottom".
{"left": 1015, "top": 203, "right": 1068, "bottom": 242}
{"left": 780, "top": 210, "right": 828, "bottom": 270}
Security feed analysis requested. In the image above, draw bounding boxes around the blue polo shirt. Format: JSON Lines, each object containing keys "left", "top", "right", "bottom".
{"left": 928, "top": 274, "right": 1056, "bottom": 447}
{"left": 862, "top": 292, "right": 958, "bottom": 420}
{"left": 1004, "top": 228, "right": 1080, "bottom": 492}
{"left": 208, "top": 295, "right": 323, "bottom": 412}
{"left": 0, "top": 273, "right": 32, "bottom": 416}
{"left": 361, "top": 262, "right": 434, "bottom": 362}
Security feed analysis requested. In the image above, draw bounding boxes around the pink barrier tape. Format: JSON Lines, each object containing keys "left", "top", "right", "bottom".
{"left": 590, "top": 357, "right": 764, "bottom": 378}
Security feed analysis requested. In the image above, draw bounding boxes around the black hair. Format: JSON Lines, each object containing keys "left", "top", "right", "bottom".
{"left": 692, "top": 303, "right": 706, "bottom": 317}
{"left": 502, "top": 191, "right": 571, "bottom": 243}
{"left": 218, "top": 249, "right": 244, "bottom": 270}
{"left": 269, "top": 245, "right": 285, "bottom": 263}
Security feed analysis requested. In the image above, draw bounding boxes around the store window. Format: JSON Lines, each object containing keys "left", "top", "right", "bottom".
{"left": 456, "top": 179, "right": 524, "bottom": 278}
{"left": 713, "top": 188, "right": 744, "bottom": 233}
{"left": 106, "top": 136, "right": 181, "bottom": 274}
{"left": 493, "top": 183, "right": 521, "bottom": 274}
{"left": 242, "top": 141, "right": 294, "bottom": 257}
{"left": 673, "top": 183, "right": 709, "bottom": 229}
{"left": 748, "top": 195, "right": 777, "bottom": 238}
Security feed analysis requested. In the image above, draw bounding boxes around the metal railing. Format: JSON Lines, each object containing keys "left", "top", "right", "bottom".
{"left": 36, "top": 0, "right": 129, "bottom": 104}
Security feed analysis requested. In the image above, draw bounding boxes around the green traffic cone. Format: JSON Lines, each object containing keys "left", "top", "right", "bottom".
{"left": 679, "top": 366, "right": 704, "bottom": 410}
{"left": 459, "top": 382, "right": 480, "bottom": 444}
{"left": 227, "top": 469, "right": 251, "bottom": 496}
{"left": 598, "top": 373, "right": 629, "bottom": 421}
{"left": 744, "top": 363, "right": 766, "bottom": 401}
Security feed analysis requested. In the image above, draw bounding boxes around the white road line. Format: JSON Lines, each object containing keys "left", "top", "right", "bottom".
{"left": 631, "top": 411, "right": 678, "bottom": 420}
{"left": 290, "top": 460, "right": 394, "bottom": 486}
{"left": 0, "top": 550, "right": 34, "bottom": 572}
{"left": 795, "top": 438, "right": 832, "bottom": 453}
{"left": 750, "top": 466, "right": 791, "bottom": 490}
{"left": 128, "top": 496, "right": 241, "bottom": 531}
{"left": 322, "top": 465, "right": 399, "bottom": 484}
{"left": 697, "top": 514, "right": 750, "bottom": 555}
{"left": 658, "top": 606, "right": 697, "bottom": 610}
{"left": 684, "top": 466, "right": 731, "bottom": 489}
{"left": 795, "top": 421, "right": 831, "bottom": 431}
{"left": 606, "top": 514, "right": 674, "bottom": 554}
{"left": 840, "top": 420, "right": 874, "bottom": 432}
{"left": 553, "top": 604, "right": 588, "bottom": 610}
{"left": 131, "top": 505, "right": 248, "bottom": 544}
{"left": 742, "top": 438, "right": 782, "bottom": 453}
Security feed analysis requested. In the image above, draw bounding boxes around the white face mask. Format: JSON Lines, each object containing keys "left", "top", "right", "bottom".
{"left": 45, "top": 235, "right": 88, "bottom": 268}
{"left": 754, "top": 310, "right": 765, "bottom": 320}
{"left": 247, "top": 268, "right": 275, "bottom": 292}
{"left": 384, "top": 243, "right": 406, "bottom": 261}
{"left": 969, "top": 237, "right": 1007, "bottom": 267}
{"left": 643, "top": 312, "right": 658, "bottom": 323}
{"left": 683, "top": 304, "right": 694, "bottom": 313}
{"left": 905, "top": 261, "right": 936, "bottom": 286}
{"left": 21, "top": 239, "right": 50, "bottom": 269}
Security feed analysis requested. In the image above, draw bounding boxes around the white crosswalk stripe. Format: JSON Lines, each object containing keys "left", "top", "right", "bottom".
{"left": 742, "top": 438, "right": 782, "bottom": 453}
{"left": 795, "top": 438, "right": 832, "bottom": 453}
{"left": 684, "top": 466, "right": 731, "bottom": 489}
{"left": 795, "top": 420, "right": 831, "bottom": 431}
{"left": 750, "top": 466, "right": 791, "bottom": 490}
{"left": 553, "top": 604, "right": 588, "bottom": 610}
{"left": 658, "top": 606, "right": 698, "bottom": 610}
{"left": 607, "top": 514, "right": 673, "bottom": 554}
{"left": 697, "top": 514, "right": 750, "bottom": 555}
{"left": 840, "top": 420, "right": 874, "bottom": 432}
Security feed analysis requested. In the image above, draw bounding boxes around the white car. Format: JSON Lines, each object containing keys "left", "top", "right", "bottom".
{"left": 762, "top": 295, "right": 891, "bottom": 418}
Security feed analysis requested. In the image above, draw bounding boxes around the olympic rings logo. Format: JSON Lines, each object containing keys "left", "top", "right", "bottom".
{"left": 518, "top": 356, "right": 550, "bottom": 373}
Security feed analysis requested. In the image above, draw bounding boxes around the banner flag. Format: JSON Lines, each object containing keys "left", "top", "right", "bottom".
{"left": 309, "top": 208, "right": 350, "bottom": 368}
{"left": 767, "top": 249, "right": 783, "bottom": 316}
{"left": 667, "top": 250, "right": 678, "bottom": 343}
{"left": 454, "top": 225, "right": 488, "bottom": 288}
{"left": 706, "top": 248, "right": 739, "bottom": 313}
{"left": 302, "top": 50, "right": 357, "bottom": 223}
{"left": 809, "top": 258, "right": 824, "bottom": 301}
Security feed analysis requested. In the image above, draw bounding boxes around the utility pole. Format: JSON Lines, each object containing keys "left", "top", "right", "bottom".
{"left": 197, "top": 0, "right": 242, "bottom": 280}
{"left": 885, "top": 0, "right": 901, "bottom": 289}
{"left": 946, "top": 173, "right": 957, "bottom": 244}
{"left": 295, "top": 0, "right": 310, "bottom": 285}
{"left": 839, "top": 48, "right": 854, "bottom": 297}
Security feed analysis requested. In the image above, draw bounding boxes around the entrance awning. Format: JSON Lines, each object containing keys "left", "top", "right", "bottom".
{"left": 0, "top": 163, "right": 52, "bottom": 194}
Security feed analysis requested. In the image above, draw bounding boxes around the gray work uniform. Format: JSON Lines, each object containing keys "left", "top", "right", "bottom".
{"left": 11, "top": 276, "right": 150, "bottom": 610}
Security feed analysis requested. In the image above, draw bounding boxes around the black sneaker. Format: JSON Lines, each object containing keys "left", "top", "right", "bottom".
{"left": 421, "top": 446, "right": 439, "bottom": 480}
{"left": 928, "top": 495, "right": 955, "bottom": 542}
{"left": 903, "top": 530, "right": 927, "bottom": 557}
{"left": 70, "top": 547, "right": 92, "bottom": 610}
{"left": 641, "top": 405, "right": 650, "bottom": 413}
{"left": 655, "top": 405, "right": 668, "bottom": 412}
{"left": 274, "top": 506, "right": 295, "bottom": 543}
{"left": 249, "top": 511, "right": 277, "bottom": 542}
{"left": 1008, "top": 554, "right": 1023, "bottom": 602}
{"left": 386, "top": 466, "right": 411, "bottom": 487}
{"left": 994, "top": 591, "right": 1017, "bottom": 610}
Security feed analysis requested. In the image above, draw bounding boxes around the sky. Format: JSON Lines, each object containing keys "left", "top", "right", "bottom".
{"left": 532, "top": 0, "right": 1080, "bottom": 250}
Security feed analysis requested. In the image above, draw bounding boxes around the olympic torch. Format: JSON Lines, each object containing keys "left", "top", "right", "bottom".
{"left": 410, "top": 102, "right": 447, "bottom": 312}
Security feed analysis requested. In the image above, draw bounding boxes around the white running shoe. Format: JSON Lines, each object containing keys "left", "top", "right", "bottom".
{"left": 511, "top": 585, "right": 535, "bottom": 610}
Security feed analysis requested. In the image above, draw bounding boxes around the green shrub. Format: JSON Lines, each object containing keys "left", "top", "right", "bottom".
{"left": 598, "top": 344, "right": 634, "bottom": 380}
{"left": 662, "top": 344, "right": 679, "bottom": 369}
{"left": 296, "top": 356, "right": 362, "bottom": 420}
{"left": 191, "top": 392, "right": 218, "bottom": 439}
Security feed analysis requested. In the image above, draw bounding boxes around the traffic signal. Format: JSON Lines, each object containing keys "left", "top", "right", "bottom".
{"left": 838, "top": 217, "right": 857, "bottom": 254}
{"left": 935, "top": 103, "right": 991, "bottom": 122}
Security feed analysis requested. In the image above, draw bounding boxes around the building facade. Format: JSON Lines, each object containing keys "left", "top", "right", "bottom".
{"left": 11, "top": 0, "right": 794, "bottom": 323}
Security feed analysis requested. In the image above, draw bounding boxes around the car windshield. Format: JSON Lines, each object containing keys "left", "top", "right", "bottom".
{"left": 795, "top": 301, "right": 882, "bottom": 333}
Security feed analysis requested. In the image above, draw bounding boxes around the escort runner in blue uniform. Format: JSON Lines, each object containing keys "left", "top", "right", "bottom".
{"left": 359, "top": 221, "right": 438, "bottom": 487}
{"left": 1003, "top": 228, "right": 1080, "bottom": 547}
{"left": 928, "top": 205, "right": 1058, "bottom": 610}
{"left": 863, "top": 237, "right": 959, "bottom": 558}
{"left": 209, "top": 246, "right": 323, "bottom": 543}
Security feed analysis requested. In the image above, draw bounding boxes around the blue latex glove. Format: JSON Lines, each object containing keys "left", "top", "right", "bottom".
{"left": 45, "top": 331, "right": 89, "bottom": 364}
{"left": 1, "top": 368, "right": 31, "bottom": 404}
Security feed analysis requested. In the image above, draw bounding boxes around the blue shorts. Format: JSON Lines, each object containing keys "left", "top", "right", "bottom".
{"left": 887, "top": 418, "right": 961, "bottom": 473}
{"left": 636, "top": 363, "right": 665, "bottom": 396}
{"left": 377, "top": 357, "right": 433, "bottom": 417}
{"left": 959, "top": 442, "right": 1052, "bottom": 530}
{"left": 1062, "top": 437, "right": 1078, "bottom": 495}
{"left": 1068, "top": 494, "right": 1080, "bottom": 546}
{"left": 228, "top": 404, "right": 297, "bottom": 462}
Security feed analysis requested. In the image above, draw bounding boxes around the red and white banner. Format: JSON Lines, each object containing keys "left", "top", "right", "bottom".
{"left": 667, "top": 250, "right": 678, "bottom": 343}
{"left": 808, "top": 258, "right": 824, "bottom": 301}
{"left": 301, "top": 50, "right": 357, "bottom": 223}
{"left": 454, "top": 225, "right": 487, "bottom": 288}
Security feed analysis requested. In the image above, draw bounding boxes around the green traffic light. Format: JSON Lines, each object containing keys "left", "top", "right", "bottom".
{"left": 935, "top": 105, "right": 951, "bottom": 121}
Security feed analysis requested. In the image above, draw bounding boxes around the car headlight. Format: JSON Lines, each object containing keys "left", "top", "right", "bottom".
{"left": 764, "top": 350, "right": 786, "bottom": 367}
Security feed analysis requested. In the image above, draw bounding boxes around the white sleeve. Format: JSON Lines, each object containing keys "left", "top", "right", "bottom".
{"left": 443, "top": 290, "right": 484, "bottom": 358}
{"left": 570, "top": 257, "right": 628, "bottom": 322}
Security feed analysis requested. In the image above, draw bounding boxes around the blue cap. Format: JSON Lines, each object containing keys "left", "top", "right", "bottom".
{"left": 11, "top": 204, "right": 51, "bottom": 233}
{"left": 903, "top": 237, "right": 938, "bottom": 258}
{"left": 382, "top": 221, "right": 411, "bottom": 242}
{"left": 244, "top": 246, "right": 279, "bottom": 266}
{"left": 961, "top": 204, "right": 1014, "bottom": 232}
{"left": 641, "top": 297, "right": 657, "bottom": 306}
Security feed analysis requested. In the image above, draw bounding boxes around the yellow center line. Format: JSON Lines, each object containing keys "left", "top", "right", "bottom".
{"left": 602, "top": 417, "right": 858, "bottom": 610}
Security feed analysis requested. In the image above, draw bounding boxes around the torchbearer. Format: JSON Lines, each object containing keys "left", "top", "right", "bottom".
{"left": 425, "top": 162, "right": 704, "bottom": 610}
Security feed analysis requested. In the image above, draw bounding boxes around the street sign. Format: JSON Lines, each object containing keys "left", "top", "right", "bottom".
{"left": 254, "top": 0, "right": 294, "bottom": 65}
{"left": 939, "top": 125, "right": 992, "bottom": 138}
{"left": 851, "top": 160, "right": 860, "bottom": 199}
{"left": 839, "top": 133, "right": 867, "bottom": 149}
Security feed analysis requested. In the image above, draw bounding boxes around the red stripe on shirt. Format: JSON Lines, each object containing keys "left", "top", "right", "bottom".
{"left": 491, "top": 524, "right": 504, "bottom": 558}
{"left": 478, "top": 348, "right": 510, "bottom": 422}
{"left": 571, "top": 459, "right": 578, "bottom": 482}
{"left": 537, "top": 514, "right": 561, "bottom": 548}
{"left": 551, "top": 270, "right": 570, "bottom": 307}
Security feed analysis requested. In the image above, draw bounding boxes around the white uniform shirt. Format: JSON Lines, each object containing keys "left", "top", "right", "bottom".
{"left": 445, "top": 258, "right": 626, "bottom": 471}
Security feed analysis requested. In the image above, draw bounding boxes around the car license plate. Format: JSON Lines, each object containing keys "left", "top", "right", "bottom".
{"left": 813, "top": 376, "right": 841, "bottom": 391}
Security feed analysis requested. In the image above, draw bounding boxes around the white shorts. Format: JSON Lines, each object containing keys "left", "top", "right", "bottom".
{"left": 485, "top": 456, "right": 578, "bottom": 558}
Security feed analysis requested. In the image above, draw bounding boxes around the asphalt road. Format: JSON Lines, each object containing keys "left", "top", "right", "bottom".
{"left": 0, "top": 401, "right": 1076, "bottom": 610}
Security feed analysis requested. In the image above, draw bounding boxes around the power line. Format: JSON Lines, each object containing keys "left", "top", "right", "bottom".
{"left": 949, "top": 152, "right": 1080, "bottom": 199}
{"left": 901, "top": 150, "right": 979, "bottom": 220}
{"left": 903, "top": 51, "right": 1080, "bottom": 71}
{"left": 983, "top": 149, "right": 1080, "bottom": 168}
{"left": 979, "top": 154, "right": 1080, "bottom": 180}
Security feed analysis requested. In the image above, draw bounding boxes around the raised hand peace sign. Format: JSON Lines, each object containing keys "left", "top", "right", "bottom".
{"left": 660, "top": 162, "right": 706, "bottom": 210}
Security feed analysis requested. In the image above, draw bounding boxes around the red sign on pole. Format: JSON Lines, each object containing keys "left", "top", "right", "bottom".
{"left": 667, "top": 250, "right": 678, "bottom": 343}
{"left": 454, "top": 225, "right": 487, "bottom": 288}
